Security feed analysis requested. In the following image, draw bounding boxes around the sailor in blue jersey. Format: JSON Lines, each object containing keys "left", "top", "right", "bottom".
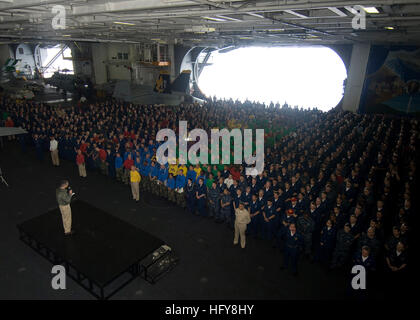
{"left": 157, "top": 164, "right": 169, "bottom": 197}
{"left": 167, "top": 173, "right": 176, "bottom": 202}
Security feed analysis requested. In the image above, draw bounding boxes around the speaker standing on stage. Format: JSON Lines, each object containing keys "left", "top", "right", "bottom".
{"left": 56, "top": 180, "right": 74, "bottom": 235}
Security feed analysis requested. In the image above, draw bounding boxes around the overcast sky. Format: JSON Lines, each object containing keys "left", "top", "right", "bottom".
{"left": 198, "top": 46, "right": 347, "bottom": 112}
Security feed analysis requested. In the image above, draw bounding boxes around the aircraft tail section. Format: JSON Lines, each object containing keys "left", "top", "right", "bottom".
{"left": 171, "top": 70, "right": 191, "bottom": 93}
{"left": 153, "top": 69, "right": 191, "bottom": 94}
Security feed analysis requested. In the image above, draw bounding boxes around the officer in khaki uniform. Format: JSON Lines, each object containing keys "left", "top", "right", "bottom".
{"left": 234, "top": 202, "right": 251, "bottom": 248}
{"left": 130, "top": 166, "right": 141, "bottom": 202}
{"left": 50, "top": 135, "right": 60, "bottom": 166}
{"left": 56, "top": 180, "right": 74, "bottom": 235}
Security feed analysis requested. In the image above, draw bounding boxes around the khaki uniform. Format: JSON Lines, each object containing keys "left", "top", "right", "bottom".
{"left": 50, "top": 139, "right": 59, "bottom": 166}
{"left": 51, "top": 149, "right": 60, "bottom": 166}
{"left": 131, "top": 182, "right": 140, "bottom": 200}
{"left": 78, "top": 163, "right": 87, "bottom": 177}
{"left": 59, "top": 205, "right": 72, "bottom": 234}
{"left": 234, "top": 208, "right": 251, "bottom": 248}
{"left": 56, "top": 188, "right": 73, "bottom": 234}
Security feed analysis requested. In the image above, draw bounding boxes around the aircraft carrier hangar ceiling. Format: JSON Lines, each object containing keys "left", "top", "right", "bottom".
{"left": 0, "top": 0, "right": 420, "bottom": 46}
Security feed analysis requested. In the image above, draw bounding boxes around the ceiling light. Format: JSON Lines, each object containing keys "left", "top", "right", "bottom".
{"left": 185, "top": 26, "right": 215, "bottom": 33}
{"left": 202, "top": 16, "right": 226, "bottom": 22}
{"left": 385, "top": 26, "right": 394, "bottom": 30}
{"left": 363, "top": 7, "right": 379, "bottom": 14}
{"left": 247, "top": 12, "right": 265, "bottom": 19}
{"left": 216, "top": 15, "right": 241, "bottom": 22}
{"left": 113, "top": 21, "right": 136, "bottom": 26}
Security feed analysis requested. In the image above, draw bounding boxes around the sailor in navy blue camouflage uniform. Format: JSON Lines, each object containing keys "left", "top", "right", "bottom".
{"left": 248, "top": 194, "right": 261, "bottom": 237}
{"left": 249, "top": 177, "right": 258, "bottom": 196}
{"left": 262, "top": 199, "right": 277, "bottom": 241}
{"left": 280, "top": 208, "right": 297, "bottom": 234}
{"left": 33, "top": 134, "right": 44, "bottom": 161}
{"left": 297, "top": 210, "right": 315, "bottom": 258}
{"left": 220, "top": 188, "right": 232, "bottom": 227}
{"left": 233, "top": 188, "right": 245, "bottom": 211}
{"left": 315, "top": 219, "right": 337, "bottom": 266}
{"left": 185, "top": 178, "right": 196, "bottom": 215}
{"left": 207, "top": 181, "right": 220, "bottom": 220}
{"left": 195, "top": 178, "right": 207, "bottom": 217}
{"left": 243, "top": 186, "right": 252, "bottom": 208}
{"left": 281, "top": 223, "right": 304, "bottom": 276}
{"left": 352, "top": 245, "right": 376, "bottom": 291}
{"left": 229, "top": 179, "right": 240, "bottom": 226}
{"left": 272, "top": 191, "right": 283, "bottom": 245}
{"left": 331, "top": 223, "right": 354, "bottom": 269}
{"left": 217, "top": 177, "right": 227, "bottom": 195}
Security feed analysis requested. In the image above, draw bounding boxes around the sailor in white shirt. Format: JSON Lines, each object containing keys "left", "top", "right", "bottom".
{"left": 224, "top": 174, "right": 234, "bottom": 189}
{"left": 50, "top": 135, "right": 60, "bottom": 166}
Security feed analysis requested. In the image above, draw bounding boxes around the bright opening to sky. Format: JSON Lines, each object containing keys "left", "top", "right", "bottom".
{"left": 198, "top": 46, "right": 347, "bottom": 112}
{"left": 43, "top": 46, "right": 74, "bottom": 78}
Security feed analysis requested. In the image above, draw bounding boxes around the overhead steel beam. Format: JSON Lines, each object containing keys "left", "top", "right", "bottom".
{"left": 327, "top": 7, "right": 347, "bottom": 17}
{"left": 0, "top": 0, "right": 75, "bottom": 10}
{"left": 284, "top": 10, "right": 308, "bottom": 18}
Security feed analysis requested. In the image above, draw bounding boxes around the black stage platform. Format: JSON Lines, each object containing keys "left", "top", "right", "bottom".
{"left": 17, "top": 200, "right": 165, "bottom": 299}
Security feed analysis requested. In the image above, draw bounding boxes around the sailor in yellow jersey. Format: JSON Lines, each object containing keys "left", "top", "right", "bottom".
{"left": 130, "top": 166, "right": 141, "bottom": 202}
{"left": 193, "top": 164, "right": 202, "bottom": 178}
{"left": 168, "top": 158, "right": 179, "bottom": 177}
